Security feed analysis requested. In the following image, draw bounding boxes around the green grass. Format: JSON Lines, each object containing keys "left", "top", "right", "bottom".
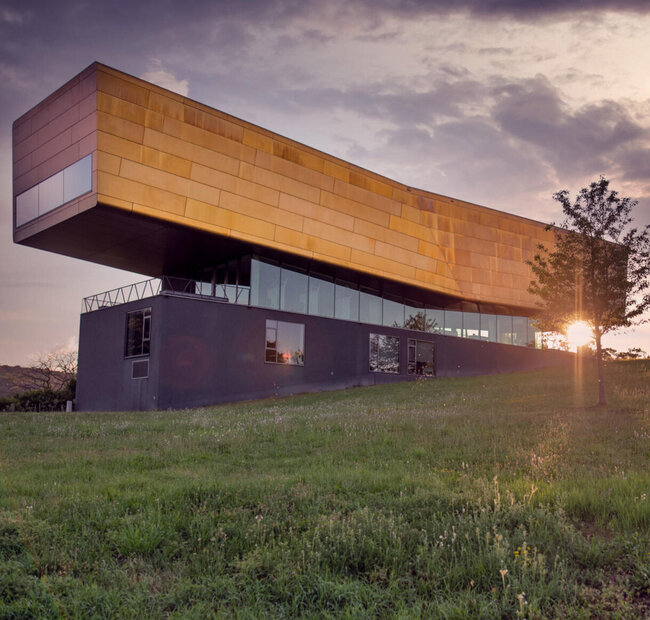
{"left": 1, "top": 360, "right": 648, "bottom": 618}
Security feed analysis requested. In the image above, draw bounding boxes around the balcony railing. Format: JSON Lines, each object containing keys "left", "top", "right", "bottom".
{"left": 81, "top": 276, "right": 241, "bottom": 313}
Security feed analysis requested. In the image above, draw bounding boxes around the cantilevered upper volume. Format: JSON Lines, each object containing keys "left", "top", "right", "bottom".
{"left": 12, "top": 62, "right": 553, "bottom": 311}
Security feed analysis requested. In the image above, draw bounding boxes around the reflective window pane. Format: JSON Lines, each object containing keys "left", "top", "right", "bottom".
{"left": 125, "top": 307, "right": 151, "bottom": 357}
{"left": 225, "top": 284, "right": 237, "bottom": 303}
{"left": 445, "top": 310, "right": 463, "bottom": 337}
{"left": 463, "top": 312, "right": 481, "bottom": 339}
{"left": 280, "top": 268, "right": 308, "bottom": 314}
{"left": 308, "top": 276, "right": 334, "bottom": 317}
{"left": 14, "top": 155, "right": 93, "bottom": 228}
{"left": 383, "top": 297, "right": 404, "bottom": 328}
{"left": 405, "top": 302, "right": 430, "bottom": 332}
{"left": 369, "top": 333, "right": 400, "bottom": 373}
{"left": 15, "top": 185, "right": 39, "bottom": 227}
{"left": 335, "top": 281, "right": 359, "bottom": 321}
{"left": 481, "top": 314, "right": 497, "bottom": 342}
{"left": 38, "top": 171, "right": 64, "bottom": 216}
{"left": 360, "top": 290, "right": 382, "bottom": 325}
{"left": 265, "top": 319, "right": 304, "bottom": 365}
{"left": 408, "top": 339, "right": 435, "bottom": 376}
{"left": 63, "top": 154, "right": 92, "bottom": 203}
{"left": 512, "top": 316, "right": 528, "bottom": 347}
{"left": 250, "top": 259, "right": 280, "bottom": 309}
{"left": 426, "top": 309, "right": 445, "bottom": 333}
{"left": 497, "top": 315, "right": 513, "bottom": 345}
{"left": 527, "top": 319, "right": 540, "bottom": 348}
{"left": 236, "top": 287, "right": 250, "bottom": 305}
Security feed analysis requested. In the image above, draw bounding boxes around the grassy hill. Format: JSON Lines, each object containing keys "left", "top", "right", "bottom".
{"left": 1, "top": 361, "right": 648, "bottom": 618}
{"left": 0, "top": 365, "right": 34, "bottom": 397}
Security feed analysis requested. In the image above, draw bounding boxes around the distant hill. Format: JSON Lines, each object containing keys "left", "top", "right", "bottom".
{"left": 0, "top": 365, "right": 67, "bottom": 398}
{"left": 0, "top": 366, "right": 34, "bottom": 397}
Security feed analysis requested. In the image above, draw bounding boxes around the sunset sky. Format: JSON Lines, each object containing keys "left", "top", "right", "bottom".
{"left": 2, "top": 0, "right": 650, "bottom": 365}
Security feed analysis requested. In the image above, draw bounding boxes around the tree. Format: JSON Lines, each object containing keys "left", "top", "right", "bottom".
{"left": 615, "top": 347, "right": 647, "bottom": 360}
{"left": 18, "top": 348, "right": 78, "bottom": 393}
{"left": 528, "top": 177, "right": 650, "bottom": 406}
{"left": 403, "top": 310, "right": 438, "bottom": 332}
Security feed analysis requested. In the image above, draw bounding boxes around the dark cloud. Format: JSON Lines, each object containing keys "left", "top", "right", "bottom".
{"left": 279, "top": 76, "right": 485, "bottom": 125}
{"left": 478, "top": 47, "right": 515, "bottom": 55}
{"left": 350, "top": 0, "right": 650, "bottom": 20}
{"left": 491, "top": 76, "right": 648, "bottom": 176}
{"left": 617, "top": 148, "right": 650, "bottom": 182}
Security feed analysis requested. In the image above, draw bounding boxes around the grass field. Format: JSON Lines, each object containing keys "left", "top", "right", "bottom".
{"left": 1, "top": 360, "right": 648, "bottom": 618}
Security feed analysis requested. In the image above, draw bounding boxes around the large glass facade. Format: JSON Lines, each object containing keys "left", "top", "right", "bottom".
{"left": 280, "top": 268, "right": 308, "bottom": 314}
{"left": 463, "top": 312, "right": 480, "bottom": 339}
{"left": 445, "top": 310, "right": 463, "bottom": 338}
{"left": 251, "top": 260, "right": 280, "bottom": 309}
{"left": 481, "top": 313, "right": 497, "bottom": 342}
{"left": 189, "top": 257, "right": 540, "bottom": 350}
{"left": 383, "top": 297, "right": 404, "bottom": 328}
{"left": 360, "top": 289, "right": 382, "bottom": 325}
{"left": 308, "top": 275, "right": 334, "bottom": 317}
{"left": 335, "top": 281, "right": 359, "bottom": 321}
{"left": 497, "top": 315, "right": 513, "bottom": 345}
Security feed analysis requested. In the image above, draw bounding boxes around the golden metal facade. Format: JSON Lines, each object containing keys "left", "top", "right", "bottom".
{"left": 13, "top": 63, "right": 555, "bottom": 310}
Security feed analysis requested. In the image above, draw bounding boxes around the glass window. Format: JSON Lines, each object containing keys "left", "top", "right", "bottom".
{"left": 444, "top": 310, "right": 463, "bottom": 338}
{"left": 404, "top": 309, "right": 432, "bottom": 332}
{"left": 480, "top": 314, "right": 497, "bottom": 342}
{"left": 14, "top": 155, "right": 93, "bottom": 227}
{"left": 527, "top": 319, "right": 540, "bottom": 348}
{"left": 383, "top": 297, "right": 404, "bottom": 328}
{"left": 63, "top": 154, "right": 92, "bottom": 203}
{"left": 512, "top": 317, "right": 528, "bottom": 347}
{"left": 426, "top": 309, "right": 445, "bottom": 333}
{"left": 236, "top": 286, "right": 250, "bottom": 305}
{"left": 265, "top": 320, "right": 305, "bottom": 365}
{"left": 369, "top": 333, "right": 400, "bottom": 373}
{"left": 15, "top": 185, "right": 39, "bottom": 227}
{"left": 195, "top": 280, "right": 212, "bottom": 296}
{"left": 308, "top": 275, "right": 334, "bottom": 317}
{"left": 463, "top": 312, "right": 481, "bottom": 339}
{"left": 335, "top": 281, "right": 359, "bottom": 321}
{"left": 38, "top": 170, "right": 64, "bottom": 216}
{"left": 497, "top": 315, "right": 513, "bottom": 345}
{"left": 250, "top": 259, "right": 280, "bottom": 309}
{"left": 408, "top": 339, "right": 435, "bottom": 376}
{"left": 280, "top": 268, "right": 308, "bottom": 314}
{"left": 225, "top": 284, "right": 237, "bottom": 303}
{"left": 360, "top": 289, "right": 382, "bottom": 325}
{"left": 404, "top": 301, "right": 424, "bottom": 332}
{"left": 125, "top": 308, "right": 151, "bottom": 358}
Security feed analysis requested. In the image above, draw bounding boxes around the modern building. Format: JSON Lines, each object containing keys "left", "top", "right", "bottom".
{"left": 12, "top": 62, "right": 571, "bottom": 411}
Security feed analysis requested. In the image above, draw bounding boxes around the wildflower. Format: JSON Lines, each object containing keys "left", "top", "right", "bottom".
{"left": 499, "top": 568, "right": 508, "bottom": 589}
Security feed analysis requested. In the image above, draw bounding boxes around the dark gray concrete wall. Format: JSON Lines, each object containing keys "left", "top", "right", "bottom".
{"left": 77, "top": 297, "right": 162, "bottom": 411}
{"left": 77, "top": 294, "right": 573, "bottom": 411}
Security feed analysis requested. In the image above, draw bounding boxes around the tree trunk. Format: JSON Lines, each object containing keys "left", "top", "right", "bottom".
{"left": 594, "top": 329, "right": 606, "bottom": 406}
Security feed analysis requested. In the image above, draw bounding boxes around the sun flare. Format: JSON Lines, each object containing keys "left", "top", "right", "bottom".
{"left": 566, "top": 321, "right": 592, "bottom": 351}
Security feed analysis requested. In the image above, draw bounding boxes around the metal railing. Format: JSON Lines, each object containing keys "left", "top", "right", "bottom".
{"left": 82, "top": 276, "right": 246, "bottom": 313}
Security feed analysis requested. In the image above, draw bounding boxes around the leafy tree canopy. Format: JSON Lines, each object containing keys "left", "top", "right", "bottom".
{"left": 528, "top": 176, "right": 650, "bottom": 405}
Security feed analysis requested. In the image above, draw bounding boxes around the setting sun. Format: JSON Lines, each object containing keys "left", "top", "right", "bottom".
{"left": 566, "top": 321, "right": 592, "bottom": 351}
